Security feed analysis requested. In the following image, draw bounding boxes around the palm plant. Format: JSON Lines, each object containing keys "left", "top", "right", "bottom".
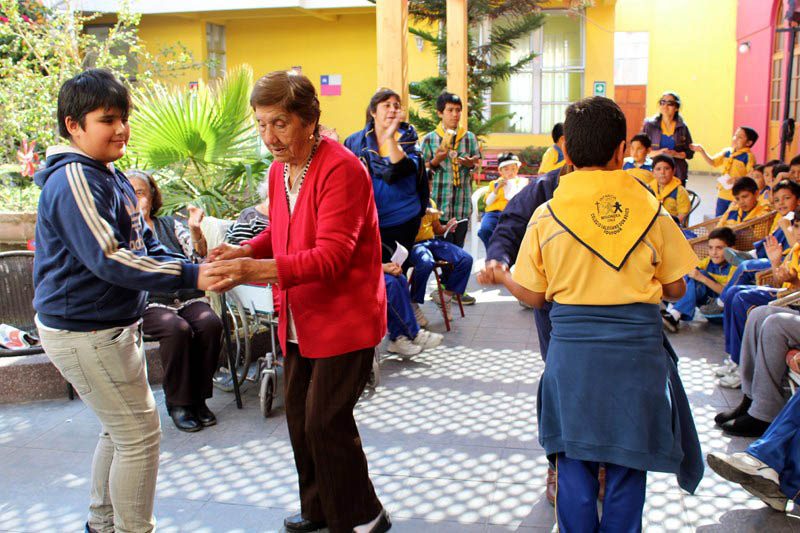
{"left": 126, "top": 64, "right": 269, "bottom": 218}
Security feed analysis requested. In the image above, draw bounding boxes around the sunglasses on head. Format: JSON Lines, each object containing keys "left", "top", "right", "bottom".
{"left": 659, "top": 99, "right": 678, "bottom": 107}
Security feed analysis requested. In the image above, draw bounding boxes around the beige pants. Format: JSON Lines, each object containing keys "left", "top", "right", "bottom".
{"left": 36, "top": 317, "right": 160, "bottom": 533}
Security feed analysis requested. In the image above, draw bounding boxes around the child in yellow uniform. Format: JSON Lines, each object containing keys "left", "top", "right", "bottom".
{"left": 538, "top": 122, "right": 565, "bottom": 174}
{"left": 717, "top": 177, "right": 772, "bottom": 228}
{"left": 478, "top": 96, "right": 702, "bottom": 531}
{"left": 692, "top": 126, "right": 758, "bottom": 216}
{"left": 623, "top": 133, "right": 654, "bottom": 183}
{"left": 651, "top": 154, "right": 691, "bottom": 225}
{"left": 478, "top": 152, "right": 525, "bottom": 250}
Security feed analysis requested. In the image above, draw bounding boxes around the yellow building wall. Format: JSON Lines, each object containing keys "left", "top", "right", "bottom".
{"left": 615, "top": 0, "right": 737, "bottom": 172}
{"left": 137, "top": 15, "right": 206, "bottom": 87}
{"left": 484, "top": 4, "right": 616, "bottom": 151}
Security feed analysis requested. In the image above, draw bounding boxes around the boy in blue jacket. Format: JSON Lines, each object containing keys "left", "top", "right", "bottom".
{"left": 33, "top": 69, "right": 214, "bottom": 533}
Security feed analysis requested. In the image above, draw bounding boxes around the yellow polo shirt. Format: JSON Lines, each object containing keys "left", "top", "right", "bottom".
{"left": 783, "top": 243, "right": 800, "bottom": 290}
{"left": 717, "top": 202, "right": 772, "bottom": 228}
{"left": 539, "top": 144, "right": 565, "bottom": 174}
{"left": 512, "top": 173, "right": 698, "bottom": 306}
{"left": 416, "top": 199, "right": 438, "bottom": 242}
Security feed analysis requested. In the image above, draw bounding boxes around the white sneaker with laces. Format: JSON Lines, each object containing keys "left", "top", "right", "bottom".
{"left": 412, "top": 329, "right": 443, "bottom": 350}
{"left": 387, "top": 336, "right": 422, "bottom": 357}
{"left": 714, "top": 358, "right": 737, "bottom": 377}
{"left": 718, "top": 373, "right": 742, "bottom": 389}
{"left": 412, "top": 303, "right": 429, "bottom": 328}
{"left": 707, "top": 452, "right": 787, "bottom": 511}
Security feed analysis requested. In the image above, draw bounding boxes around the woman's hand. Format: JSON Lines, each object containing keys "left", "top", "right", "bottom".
{"left": 187, "top": 205, "right": 204, "bottom": 232}
{"left": 765, "top": 235, "right": 784, "bottom": 266}
{"left": 689, "top": 143, "right": 706, "bottom": 155}
{"left": 477, "top": 260, "right": 509, "bottom": 285}
{"left": 207, "top": 243, "right": 252, "bottom": 263}
{"left": 205, "top": 258, "right": 278, "bottom": 292}
{"left": 382, "top": 262, "right": 402, "bottom": 277}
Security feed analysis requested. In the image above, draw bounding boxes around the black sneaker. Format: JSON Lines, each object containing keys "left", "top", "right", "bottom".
{"left": 460, "top": 292, "right": 476, "bottom": 305}
{"left": 660, "top": 309, "right": 679, "bottom": 333}
{"left": 714, "top": 395, "right": 752, "bottom": 426}
{"left": 721, "top": 413, "right": 771, "bottom": 438}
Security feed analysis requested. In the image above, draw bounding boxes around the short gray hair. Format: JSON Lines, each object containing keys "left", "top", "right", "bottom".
{"left": 257, "top": 176, "right": 269, "bottom": 201}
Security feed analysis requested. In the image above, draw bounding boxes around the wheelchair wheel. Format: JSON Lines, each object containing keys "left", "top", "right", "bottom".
{"left": 259, "top": 369, "right": 276, "bottom": 417}
{"left": 224, "top": 295, "right": 254, "bottom": 388}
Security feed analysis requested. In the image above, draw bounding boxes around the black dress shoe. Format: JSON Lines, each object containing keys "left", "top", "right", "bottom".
{"left": 364, "top": 509, "right": 392, "bottom": 533}
{"left": 283, "top": 512, "right": 327, "bottom": 532}
{"left": 721, "top": 413, "right": 771, "bottom": 438}
{"left": 168, "top": 405, "right": 202, "bottom": 432}
{"left": 714, "top": 396, "right": 752, "bottom": 426}
{"left": 194, "top": 402, "right": 217, "bottom": 427}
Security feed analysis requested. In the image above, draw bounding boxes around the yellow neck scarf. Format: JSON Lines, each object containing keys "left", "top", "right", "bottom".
{"left": 435, "top": 122, "right": 468, "bottom": 186}
{"left": 722, "top": 147, "right": 751, "bottom": 176}
{"left": 655, "top": 177, "right": 682, "bottom": 203}
{"left": 548, "top": 169, "right": 662, "bottom": 270}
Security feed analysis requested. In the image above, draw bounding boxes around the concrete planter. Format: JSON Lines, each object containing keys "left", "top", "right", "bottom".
{"left": 0, "top": 211, "right": 36, "bottom": 244}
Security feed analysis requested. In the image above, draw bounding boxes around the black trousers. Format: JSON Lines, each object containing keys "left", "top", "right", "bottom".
{"left": 379, "top": 215, "right": 422, "bottom": 268}
{"left": 284, "top": 343, "right": 382, "bottom": 533}
{"left": 141, "top": 301, "right": 222, "bottom": 406}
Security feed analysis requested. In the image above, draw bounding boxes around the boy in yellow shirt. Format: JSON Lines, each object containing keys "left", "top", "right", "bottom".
{"left": 478, "top": 96, "right": 702, "bottom": 530}
{"left": 622, "top": 133, "right": 654, "bottom": 183}
{"left": 651, "top": 154, "right": 691, "bottom": 225}
{"left": 478, "top": 152, "right": 526, "bottom": 250}
{"left": 538, "top": 122, "right": 565, "bottom": 174}
{"left": 717, "top": 177, "right": 772, "bottom": 228}
{"left": 691, "top": 126, "right": 758, "bottom": 216}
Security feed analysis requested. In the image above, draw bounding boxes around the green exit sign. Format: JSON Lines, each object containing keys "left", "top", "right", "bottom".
{"left": 593, "top": 81, "right": 606, "bottom": 96}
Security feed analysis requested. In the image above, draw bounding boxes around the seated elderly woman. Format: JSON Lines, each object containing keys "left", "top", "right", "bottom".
{"left": 127, "top": 170, "right": 223, "bottom": 433}
{"left": 225, "top": 179, "right": 270, "bottom": 246}
{"left": 714, "top": 303, "right": 800, "bottom": 438}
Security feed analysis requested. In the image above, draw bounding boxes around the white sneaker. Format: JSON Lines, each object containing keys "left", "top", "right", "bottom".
{"left": 412, "top": 329, "right": 443, "bottom": 350}
{"left": 714, "top": 358, "right": 737, "bottom": 377}
{"left": 387, "top": 336, "right": 422, "bottom": 357}
{"left": 412, "top": 303, "right": 429, "bottom": 328}
{"left": 718, "top": 373, "right": 742, "bottom": 389}
{"left": 707, "top": 452, "right": 787, "bottom": 511}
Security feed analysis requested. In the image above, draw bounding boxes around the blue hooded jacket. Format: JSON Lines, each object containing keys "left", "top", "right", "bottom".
{"left": 344, "top": 122, "right": 427, "bottom": 227}
{"left": 33, "top": 146, "right": 198, "bottom": 331}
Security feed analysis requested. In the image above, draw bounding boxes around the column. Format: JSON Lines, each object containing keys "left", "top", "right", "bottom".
{"left": 446, "top": 0, "right": 468, "bottom": 126}
{"left": 376, "top": 0, "right": 409, "bottom": 108}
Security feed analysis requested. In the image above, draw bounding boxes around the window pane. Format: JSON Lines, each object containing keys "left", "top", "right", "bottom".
{"left": 541, "top": 104, "right": 568, "bottom": 133}
{"left": 492, "top": 73, "right": 533, "bottom": 103}
{"left": 493, "top": 34, "right": 534, "bottom": 72}
{"left": 489, "top": 104, "right": 534, "bottom": 134}
{"left": 542, "top": 13, "right": 582, "bottom": 68}
{"left": 542, "top": 71, "right": 582, "bottom": 103}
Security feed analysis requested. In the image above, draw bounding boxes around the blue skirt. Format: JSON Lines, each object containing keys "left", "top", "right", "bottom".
{"left": 538, "top": 302, "right": 703, "bottom": 493}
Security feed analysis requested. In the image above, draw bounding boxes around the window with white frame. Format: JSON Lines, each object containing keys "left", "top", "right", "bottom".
{"left": 206, "top": 23, "right": 226, "bottom": 79}
{"left": 486, "top": 12, "right": 584, "bottom": 134}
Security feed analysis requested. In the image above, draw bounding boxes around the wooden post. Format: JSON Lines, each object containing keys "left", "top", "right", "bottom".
{"left": 446, "top": 0, "right": 468, "bottom": 127}
{"left": 376, "top": 0, "right": 409, "bottom": 108}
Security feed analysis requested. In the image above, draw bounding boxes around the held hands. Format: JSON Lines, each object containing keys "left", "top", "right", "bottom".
{"left": 476, "top": 260, "right": 509, "bottom": 286}
{"left": 765, "top": 235, "right": 784, "bottom": 266}
{"left": 689, "top": 143, "right": 705, "bottom": 155}
{"left": 207, "top": 243, "right": 252, "bottom": 263}
{"left": 203, "top": 258, "right": 279, "bottom": 293}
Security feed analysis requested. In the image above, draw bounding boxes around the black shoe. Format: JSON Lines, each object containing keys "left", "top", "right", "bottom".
{"left": 660, "top": 310, "right": 679, "bottom": 333}
{"left": 283, "top": 512, "right": 327, "bottom": 532}
{"left": 365, "top": 509, "right": 392, "bottom": 533}
{"left": 714, "top": 396, "right": 752, "bottom": 426}
{"left": 721, "top": 413, "right": 771, "bottom": 438}
{"left": 194, "top": 402, "right": 217, "bottom": 427}
{"left": 168, "top": 405, "right": 202, "bottom": 433}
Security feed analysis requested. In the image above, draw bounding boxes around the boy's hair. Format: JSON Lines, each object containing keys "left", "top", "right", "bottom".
{"left": 790, "top": 154, "right": 800, "bottom": 167}
{"left": 57, "top": 69, "right": 131, "bottom": 139}
{"left": 436, "top": 91, "right": 463, "bottom": 113}
{"left": 563, "top": 97, "right": 626, "bottom": 168}
{"left": 774, "top": 163, "right": 791, "bottom": 175}
{"left": 764, "top": 159, "right": 782, "bottom": 169}
{"left": 630, "top": 133, "right": 652, "bottom": 149}
{"left": 740, "top": 126, "right": 759, "bottom": 147}
{"left": 773, "top": 179, "right": 800, "bottom": 198}
{"left": 753, "top": 164, "right": 765, "bottom": 173}
{"left": 551, "top": 122, "right": 564, "bottom": 143}
{"left": 708, "top": 227, "right": 736, "bottom": 247}
{"left": 651, "top": 154, "right": 675, "bottom": 170}
{"left": 732, "top": 176, "right": 758, "bottom": 196}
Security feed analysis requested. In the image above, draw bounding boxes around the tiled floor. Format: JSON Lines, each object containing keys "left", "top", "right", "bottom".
{"left": 1, "top": 175, "right": 799, "bottom": 532}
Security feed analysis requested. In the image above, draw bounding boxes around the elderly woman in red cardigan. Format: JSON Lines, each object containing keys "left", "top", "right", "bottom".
{"left": 206, "top": 71, "right": 391, "bottom": 533}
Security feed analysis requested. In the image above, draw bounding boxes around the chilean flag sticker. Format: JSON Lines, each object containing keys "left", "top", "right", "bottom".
{"left": 320, "top": 74, "right": 342, "bottom": 96}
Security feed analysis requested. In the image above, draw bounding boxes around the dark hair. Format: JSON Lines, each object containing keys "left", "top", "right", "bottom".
{"left": 656, "top": 91, "right": 682, "bottom": 122}
{"left": 498, "top": 152, "right": 521, "bottom": 166}
{"left": 250, "top": 70, "right": 321, "bottom": 132}
{"left": 732, "top": 176, "right": 758, "bottom": 196}
{"left": 365, "top": 88, "right": 400, "bottom": 126}
{"left": 774, "top": 163, "right": 791, "bottom": 175}
{"left": 125, "top": 170, "right": 162, "bottom": 217}
{"left": 708, "top": 227, "right": 736, "bottom": 247}
{"left": 740, "top": 126, "right": 759, "bottom": 146}
{"left": 563, "top": 97, "right": 626, "bottom": 168}
{"left": 790, "top": 155, "right": 800, "bottom": 167}
{"left": 652, "top": 154, "right": 675, "bottom": 170}
{"left": 57, "top": 69, "right": 130, "bottom": 139}
{"left": 754, "top": 164, "right": 765, "bottom": 173}
{"left": 764, "top": 159, "right": 782, "bottom": 169}
{"left": 773, "top": 179, "right": 800, "bottom": 198}
{"left": 436, "top": 91, "right": 462, "bottom": 113}
{"left": 630, "top": 133, "right": 652, "bottom": 149}
{"left": 551, "top": 122, "right": 564, "bottom": 143}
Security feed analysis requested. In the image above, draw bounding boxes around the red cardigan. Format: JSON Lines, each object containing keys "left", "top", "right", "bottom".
{"left": 243, "top": 137, "right": 387, "bottom": 358}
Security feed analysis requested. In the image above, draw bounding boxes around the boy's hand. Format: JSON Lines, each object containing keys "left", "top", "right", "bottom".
{"left": 426, "top": 207, "right": 442, "bottom": 217}
{"left": 765, "top": 235, "right": 784, "bottom": 265}
{"left": 689, "top": 143, "right": 705, "bottom": 154}
{"left": 382, "top": 262, "right": 402, "bottom": 277}
{"left": 686, "top": 268, "right": 700, "bottom": 281}
{"left": 495, "top": 177, "right": 507, "bottom": 188}
{"left": 774, "top": 265, "right": 792, "bottom": 283}
{"left": 443, "top": 217, "right": 458, "bottom": 233}
{"left": 457, "top": 155, "right": 479, "bottom": 168}
{"left": 477, "top": 260, "right": 509, "bottom": 285}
